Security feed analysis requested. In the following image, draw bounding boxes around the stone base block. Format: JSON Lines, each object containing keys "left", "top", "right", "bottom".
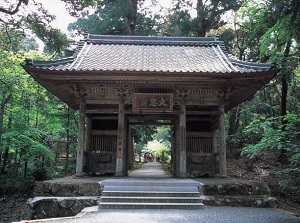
{"left": 28, "top": 196, "right": 100, "bottom": 219}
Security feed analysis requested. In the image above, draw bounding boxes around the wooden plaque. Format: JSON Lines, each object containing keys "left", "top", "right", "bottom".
{"left": 133, "top": 93, "right": 173, "bottom": 112}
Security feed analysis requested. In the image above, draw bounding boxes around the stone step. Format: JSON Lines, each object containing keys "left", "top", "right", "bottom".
{"left": 102, "top": 191, "right": 201, "bottom": 197}
{"left": 100, "top": 196, "right": 203, "bottom": 203}
{"left": 104, "top": 186, "right": 199, "bottom": 192}
{"left": 99, "top": 202, "right": 205, "bottom": 210}
{"left": 100, "top": 180, "right": 201, "bottom": 188}
{"left": 99, "top": 179, "right": 204, "bottom": 210}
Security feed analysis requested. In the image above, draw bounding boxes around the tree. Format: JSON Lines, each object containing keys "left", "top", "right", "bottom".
{"left": 161, "top": 10, "right": 197, "bottom": 36}
{"left": 68, "top": 0, "right": 160, "bottom": 36}
{"left": 195, "top": 0, "right": 243, "bottom": 37}
{"left": 227, "top": 0, "right": 300, "bottom": 195}
{"left": 162, "top": 0, "right": 244, "bottom": 37}
{"left": 131, "top": 125, "right": 157, "bottom": 145}
{"left": 152, "top": 126, "right": 171, "bottom": 148}
{"left": 0, "top": 1, "right": 71, "bottom": 54}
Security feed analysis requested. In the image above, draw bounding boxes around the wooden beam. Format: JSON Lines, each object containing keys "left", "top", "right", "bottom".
{"left": 86, "top": 109, "right": 118, "bottom": 114}
{"left": 186, "top": 111, "right": 219, "bottom": 115}
{"left": 187, "top": 117, "right": 212, "bottom": 121}
{"left": 91, "top": 116, "right": 118, "bottom": 120}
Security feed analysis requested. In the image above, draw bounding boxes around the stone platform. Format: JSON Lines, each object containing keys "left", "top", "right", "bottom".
{"left": 27, "top": 162, "right": 278, "bottom": 220}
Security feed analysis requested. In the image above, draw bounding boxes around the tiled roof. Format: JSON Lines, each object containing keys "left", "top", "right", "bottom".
{"left": 25, "top": 34, "right": 274, "bottom": 73}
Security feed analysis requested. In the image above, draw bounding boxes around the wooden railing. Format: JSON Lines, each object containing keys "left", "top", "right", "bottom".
{"left": 91, "top": 135, "right": 117, "bottom": 152}
{"left": 187, "top": 136, "right": 212, "bottom": 153}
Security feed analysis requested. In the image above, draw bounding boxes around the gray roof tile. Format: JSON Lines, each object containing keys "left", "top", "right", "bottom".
{"left": 26, "top": 35, "right": 274, "bottom": 73}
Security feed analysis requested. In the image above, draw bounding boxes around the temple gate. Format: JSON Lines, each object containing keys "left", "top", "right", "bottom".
{"left": 23, "top": 35, "right": 279, "bottom": 177}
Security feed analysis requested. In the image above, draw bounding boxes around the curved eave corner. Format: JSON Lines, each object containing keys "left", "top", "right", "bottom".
{"left": 225, "top": 67, "right": 281, "bottom": 112}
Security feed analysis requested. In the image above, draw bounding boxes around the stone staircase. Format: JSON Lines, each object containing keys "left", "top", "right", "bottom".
{"left": 98, "top": 179, "right": 204, "bottom": 209}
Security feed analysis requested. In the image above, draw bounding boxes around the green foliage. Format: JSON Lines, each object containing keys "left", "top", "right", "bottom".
{"left": 0, "top": 1, "right": 70, "bottom": 55}
{"left": 0, "top": 29, "right": 39, "bottom": 52}
{"left": 131, "top": 125, "right": 157, "bottom": 145}
{"left": 146, "top": 140, "right": 170, "bottom": 162}
{"left": 152, "top": 126, "right": 171, "bottom": 148}
{"left": 242, "top": 115, "right": 282, "bottom": 158}
{"left": 161, "top": 10, "right": 197, "bottom": 37}
{"left": 236, "top": 0, "right": 300, "bottom": 62}
{"left": 242, "top": 113, "right": 300, "bottom": 189}
{"left": 68, "top": 0, "right": 160, "bottom": 35}
{"left": 0, "top": 44, "right": 78, "bottom": 195}
{"left": 25, "top": 15, "right": 70, "bottom": 54}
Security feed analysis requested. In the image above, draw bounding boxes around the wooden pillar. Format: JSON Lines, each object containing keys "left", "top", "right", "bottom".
{"left": 127, "top": 128, "right": 133, "bottom": 170}
{"left": 178, "top": 102, "right": 187, "bottom": 177}
{"left": 115, "top": 97, "right": 127, "bottom": 176}
{"left": 85, "top": 117, "right": 92, "bottom": 173}
{"left": 212, "top": 130, "right": 218, "bottom": 175}
{"left": 175, "top": 119, "right": 180, "bottom": 176}
{"left": 171, "top": 125, "right": 176, "bottom": 175}
{"left": 212, "top": 131, "right": 218, "bottom": 154}
{"left": 219, "top": 100, "right": 227, "bottom": 177}
{"left": 75, "top": 95, "right": 86, "bottom": 177}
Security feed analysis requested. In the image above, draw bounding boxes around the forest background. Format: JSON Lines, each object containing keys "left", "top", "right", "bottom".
{"left": 0, "top": 0, "right": 300, "bottom": 221}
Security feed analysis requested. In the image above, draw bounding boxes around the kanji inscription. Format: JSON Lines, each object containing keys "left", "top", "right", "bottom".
{"left": 133, "top": 93, "right": 173, "bottom": 112}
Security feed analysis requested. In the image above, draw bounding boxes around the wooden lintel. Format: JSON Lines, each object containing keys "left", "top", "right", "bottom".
{"left": 186, "top": 111, "right": 218, "bottom": 115}
{"left": 91, "top": 130, "right": 117, "bottom": 135}
{"left": 125, "top": 110, "right": 180, "bottom": 115}
{"left": 128, "top": 121, "right": 173, "bottom": 126}
{"left": 127, "top": 116, "right": 176, "bottom": 122}
{"left": 187, "top": 132, "right": 212, "bottom": 137}
{"left": 186, "top": 117, "right": 211, "bottom": 121}
{"left": 185, "top": 101, "right": 219, "bottom": 106}
{"left": 86, "top": 109, "right": 118, "bottom": 114}
{"left": 91, "top": 116, "right": 118, "bottom": 120}
{"left": 87, "top": 109, "right": 218, "bottom": 116}
{"left": 85, "top": 99, "right": 131, "bottom": 104}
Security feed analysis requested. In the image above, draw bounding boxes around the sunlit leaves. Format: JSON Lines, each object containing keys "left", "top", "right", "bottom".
{"left": 2, "top": 130, "right": 54, "bottom": 159}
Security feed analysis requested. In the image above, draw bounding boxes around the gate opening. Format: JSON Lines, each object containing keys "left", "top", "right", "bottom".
{"left": 130, "top": 124, "right": 172, "bottom": 173}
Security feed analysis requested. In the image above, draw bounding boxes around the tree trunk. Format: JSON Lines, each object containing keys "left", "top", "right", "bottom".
{"left": 281, "top": 40, "right": 292, "bottom": 127}
{"left": 127, "top": 0, "right": 137, "bottom": 35}
{"left": 0, "top": 91, "right": 8, "bottom": 165}
{"left": 278, "top": 40, "right": 292, "bottom": 164}
{"left": 35, "top": 85, "right": 40, "bottom": 128}
{"left": 24, "top": 159, "right": 28, "bottom": 178}
{"left": 0, "top": 146, "right": 9, "bottom": 175}
{"left": 0, "top": 113, "right": 12, "bottom": 175}
{"left": 196, "top": 0, "right": 206, "bottom": 37}
{"left": 228, "top": 107, "right": 239, "bottom": 136}
{"left": 16, "top": 151, "right": 22, "bottom": 174}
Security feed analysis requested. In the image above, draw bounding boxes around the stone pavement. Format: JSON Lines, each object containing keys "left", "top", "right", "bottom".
{"left": 128, "top": 161, "right": 170, "bottom": 178}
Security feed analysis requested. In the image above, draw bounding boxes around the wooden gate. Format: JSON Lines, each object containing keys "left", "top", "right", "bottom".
{"left": 88, "top": 131, "right": 117, "bottom": 174}
{"left": 187, "top": 133, "right": 216, "bottom": 176}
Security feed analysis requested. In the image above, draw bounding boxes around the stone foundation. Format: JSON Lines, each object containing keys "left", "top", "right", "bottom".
{"left": 28, "top": 197, "right": 99, "bottom": 219}
{"left": 200, "top": 181, "right": 278, "bottom": 208}
{"left": 28, "top": 177, "right": 278, "bottom": 220}
{"left": 33, "top": 181, "right": 102, "bottom": 196}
